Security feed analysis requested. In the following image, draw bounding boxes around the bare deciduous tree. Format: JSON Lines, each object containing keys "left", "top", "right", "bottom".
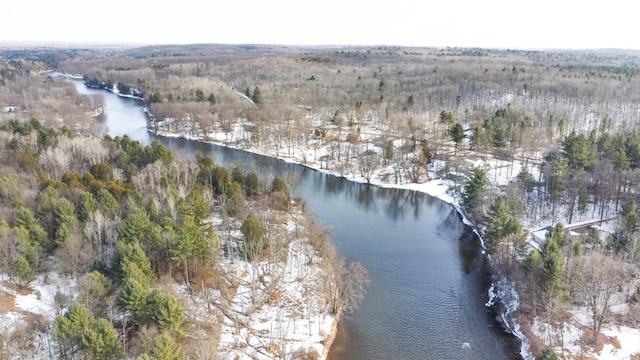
{"left": 324, "top": 257, "right": 370, "bottom": 316}
{"left": 574, "top": 250, "right": 628, "bottom": 344}
{"left": 55, "top": 232, "right": 95, "bottom": 278}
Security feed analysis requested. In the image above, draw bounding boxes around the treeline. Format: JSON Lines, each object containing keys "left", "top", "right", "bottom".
{"left": 53, "top": 46, "right": 640, "bottom": 193}
{"left": 83, "top": 74, "right": 143, "bottom": 97}
{"left": 0, "top": 117, "right": 358, "bottom": 359}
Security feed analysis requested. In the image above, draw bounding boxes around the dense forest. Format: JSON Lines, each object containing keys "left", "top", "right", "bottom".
{"left": 2, "top": 44, "right": 640, "bottom": 358}
{"left": 0, "top": 57, "right": 370, "bottom": 359}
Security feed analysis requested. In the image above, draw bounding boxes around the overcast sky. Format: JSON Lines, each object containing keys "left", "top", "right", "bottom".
{"left": 2, "top": 0, "right": 638, "bottom": 50}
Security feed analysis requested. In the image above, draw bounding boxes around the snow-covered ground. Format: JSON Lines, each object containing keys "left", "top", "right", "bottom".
{"left": 532, "top": 309, "right": 640, "bottom": 360}
{"left": 210, "top": 211, "right": 337, "bottom": 360}
{"left": 0, "top": 270, "right": 78, "bottom": 357}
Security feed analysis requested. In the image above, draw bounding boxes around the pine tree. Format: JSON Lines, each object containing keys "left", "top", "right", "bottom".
{"left": 177, "top": 186, "right": 210, "bottom": 226}
{"left": 97, "top": 189, "right": 118, "bottom": 218}
{"left": 536, "top": 346, "right": 560, "bottom": 360}
{"left": 53, "top": 302, "right": 92, "bottom": 358}
{"left": 252, "top": 86, "right": 262, "bottom": 105}
{"left": 540, "top": 225, "right": 566, "bottom": 296}
{"left": 153, "top": 292, "right": 187, "bottom": 337}
{"left": 81, "top": 318, "right": 123, "bottom": 359}
{"left": 483, "top": 196, "right": 522, "bottom": 255}
{"left": 12, "top": 255, "right": 35, "bottom": 287}
{"left": 449, "top": 122, "right": 465, "bottom": 154}
{"left": 563, "top": 131, "right": 596, "bottom": 170}
{"left": 462, "top": 168, "right": 489, "bottom": 221}
{"left": 137, "top": 332, "right": 184, "bottom": 360}
{"left": 111, "top": 239, "right": 154, "bottom": 284}
{"left": 240, "top": 214, "right": 264, "bottom": 261}
{"left": 171, "top": 215, "right": 209, "bottom": 285}
{"left": 244, "top": 172, "right": 259, "bottom": 197}
{"left": 207, "top": 93, "right": 216, "bottom": 105}
{"left": 119, "top": 205, "right": 156, "bottom": 245}
{"left": 118, "top": 264, "right": 152, "bottom": 322}
{"left": 76, "top": 191, "right": 97, "bottom": 223}
{"left": 54, "top": 302, "right": 122, "bottom": 359}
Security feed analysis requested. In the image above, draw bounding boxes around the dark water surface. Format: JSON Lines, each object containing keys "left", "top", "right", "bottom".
{"left": 71, "top": 79, "right": 520, "bottom": 359}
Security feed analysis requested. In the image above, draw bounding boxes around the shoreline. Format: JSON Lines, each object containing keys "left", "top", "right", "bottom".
{"left": 150, "top": 130, "right": 528, "bottom": 359}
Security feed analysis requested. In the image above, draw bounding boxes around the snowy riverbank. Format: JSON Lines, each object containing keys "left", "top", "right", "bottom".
{"left": 150, "top": 123, "right": 640, "bottom": 360}
{"left": 150, "top": 127, "right": 535, "bottom": 359}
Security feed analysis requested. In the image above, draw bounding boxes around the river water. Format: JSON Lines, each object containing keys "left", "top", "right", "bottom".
{"left": 71, "top": 79, "right": 520, "bottom": 359}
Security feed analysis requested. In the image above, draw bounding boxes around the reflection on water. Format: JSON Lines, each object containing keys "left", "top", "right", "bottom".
{"left": 311, "top": 175, "right": 432, "bottom": 222}
{"left": 70, "top": 78, "right": 520, "bottom": 360}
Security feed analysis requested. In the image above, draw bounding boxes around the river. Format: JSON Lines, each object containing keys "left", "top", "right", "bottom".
{"left": 70, "top": 79, "right": 520, "bottom": 359}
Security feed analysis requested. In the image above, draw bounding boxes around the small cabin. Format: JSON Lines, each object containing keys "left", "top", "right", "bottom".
{"left": 531, "top": 227, "right": 550, "bottom": 248}
{"left": 464, "top": 157, "right": 484, "bottom": 168}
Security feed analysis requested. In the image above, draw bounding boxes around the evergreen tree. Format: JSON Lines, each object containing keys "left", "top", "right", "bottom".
{"left": 82, "top": 318, "right": 123, "bottom": 359}
{"left": 622, "top": 200, "right": 638, "bottom": 233}
{"left": 119, "top": 205, "right": 156, "bottom": 245}
{"left": 53, "top": 302, "right": 93, "bottom": 358}
{"left": 225, "top": 181, "right": 245, "bottom": 217}
{"left": 97, "top": 189, "right": 118, "bottom": 218}
{"left": 462, "top": 168, "right": 489, "bottom": 220}
{"left": 540, "top": 224, "right": 566, "bottom": 296}
{"left": 171, "top": 215, "right": 210, "bottom": 285}
{"left": 439, "top": 110, "right": 455, "bottom": 124}
{"left": 90, "top": 162, "right": 115, "bottom": 182}
{"left": 111, "top": 239, "right": 154, "bottom": 283}
{"left": 53, "top": 302, "right": 122, "bottom": 359}
{"left": 37, "top": 188, "right": 77, "bottom": 244}
{"left": 449, "top": 122, "right": 465, "bottom": 153}
{"left": 244, "top": 172, "right": 259, "bottom": 197}
{"left": 195, "top": 89, "right": 206, "bottom": 102}
{"left": 536, "top": 346, "right": 560, "bottom": 360}
{"left": 270, "top": 176, "right": 290, "bottom": 210}
{"left": 118, "top": 263, "right": 152, "bottom": 321}
{"left": 13, "top": 206, "right": 47, "bottom": 253}
{"left": 240, "top": 214, "right": 264, "bottom": 261}
{"left": 153, "top": 292, "right": 187, "bottom": 337}
{"left": 625, "top": 132, "right": 640, "bottom": 168}
{"left": 545, "top": 156, "right": 568, "bottom": 209}
{"left": 13, "top": 225, "right": 38, "bottom": 266}
{"left": 483, "top": 196, "right": 522, "bottom": 255}
{"left": 177, "top": 186, "right": 210, "bottom": 226}
{"left": 144, "top": 140, "right": 173, "bottom": 166}
{"left": 251, "top": 86, "right": 262, "bottom": 105}
{"left": 207, "top": 92, "right": 216, "bottom": 105}
{"left": 137, "top": 332, "right": 184, "bottom": 360}
{"left": 212, "top": 166, "right": 230, "bottom": 195}
{"left": 12, "top": 205, "right": 38, "bottom": 230}
{"left": 563, "top": 131, "right": 596, "bottom": 170}
{"left": 76, "top": 191, "right": 97, "bottom": 223}
{"left": 271, "top": 176, "right": 287, "bottom": 193}
{"left": 12, "top": 255, "right": 35, "bottom": 287}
